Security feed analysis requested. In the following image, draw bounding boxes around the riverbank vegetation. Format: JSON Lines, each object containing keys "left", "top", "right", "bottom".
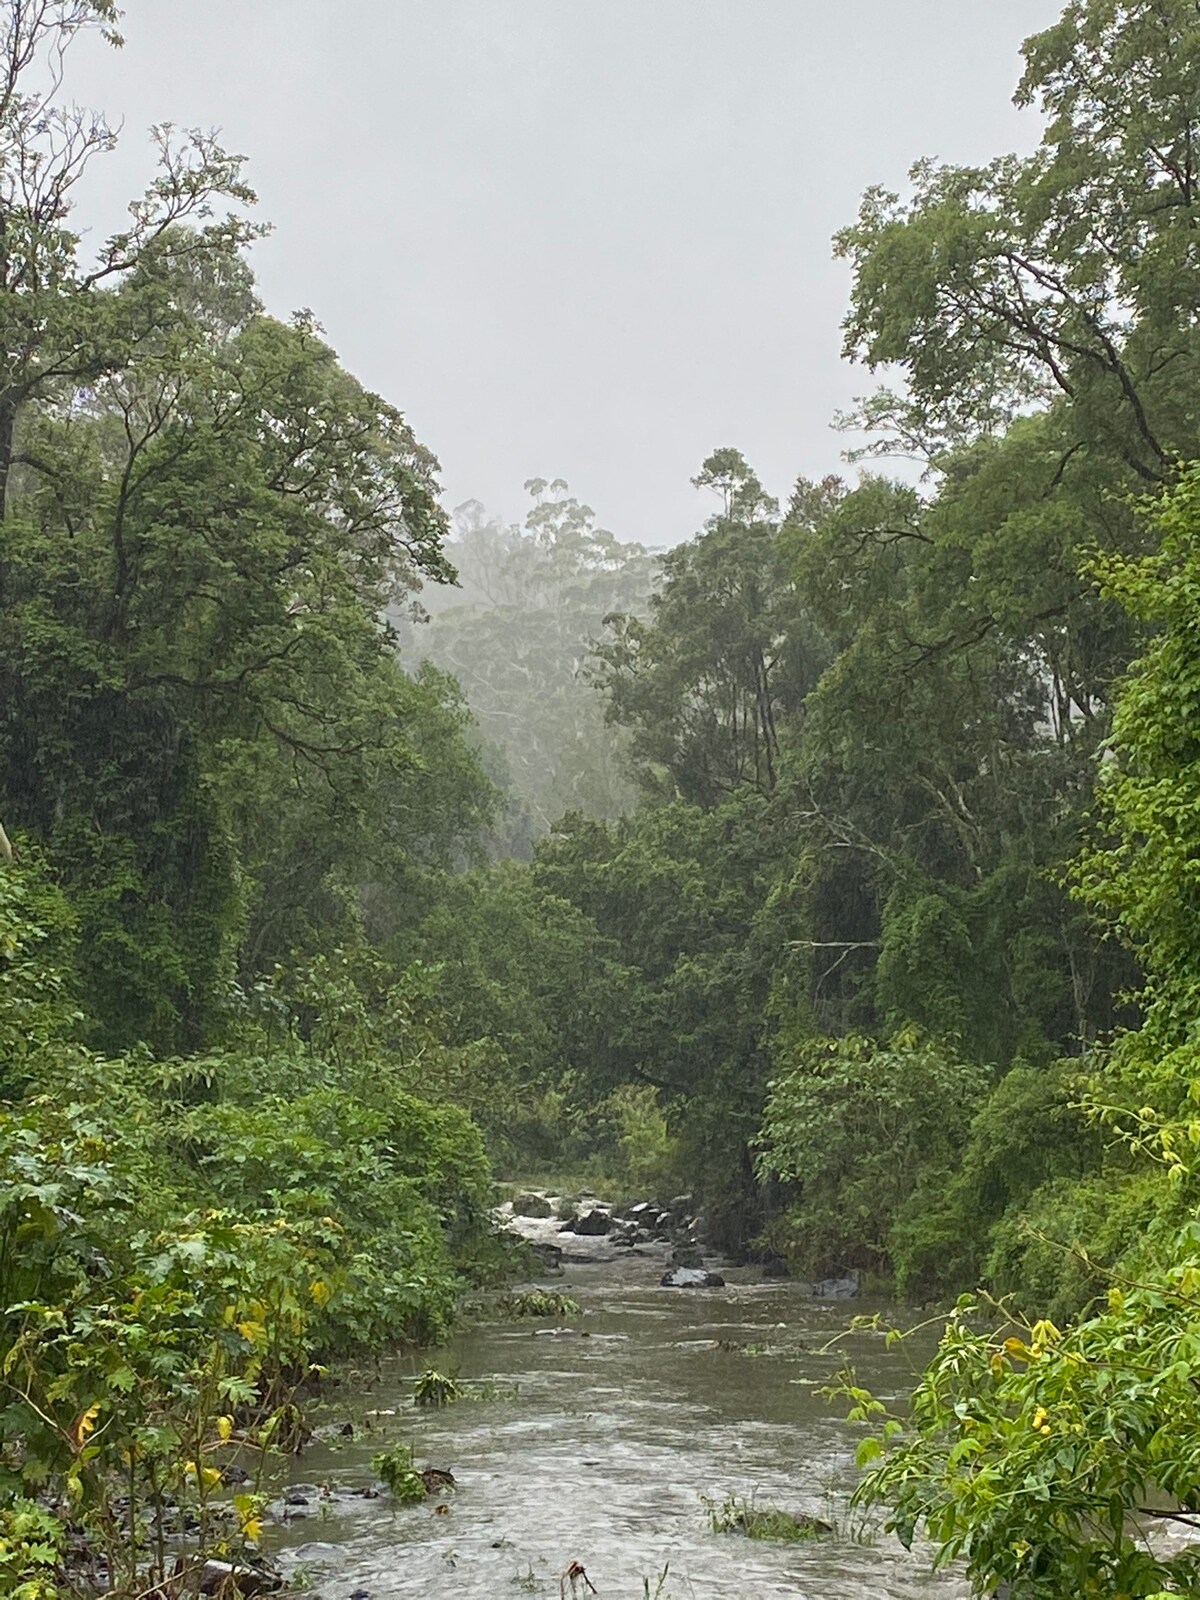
{"left": 5, "top": 0, "right": 1200, "bottom": 1594}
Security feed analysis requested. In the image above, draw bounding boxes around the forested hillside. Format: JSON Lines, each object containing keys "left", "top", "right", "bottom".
{"left": 397, "top": 482, "right": 658, "bottom": 852}
{"left": 5, "top": 0, "right": 1200, "bottom": 1595}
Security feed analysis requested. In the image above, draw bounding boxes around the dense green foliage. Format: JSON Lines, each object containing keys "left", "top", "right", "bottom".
{"left": 0, "top": 9, "right": 506, "bottom": 1593}
{"left": 851, "top": 467, "right": 1200, "bottom": 1598}
{"left": 6, "top": 0, "right": 1200, "bottom": 1594}
{"left": 0, "top": 857, "right": 498, "bottom": 1594}
{"left": 757, "top": 1032, "right": 988, "bottom": 1290}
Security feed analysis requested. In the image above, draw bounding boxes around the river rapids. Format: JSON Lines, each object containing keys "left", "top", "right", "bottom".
{"left": 267, "top": 1205, "right": 967, "bottom": 1600}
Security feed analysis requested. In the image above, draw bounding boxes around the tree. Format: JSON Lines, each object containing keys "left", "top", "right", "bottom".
{"left": 0, "top": 2, "right": 259, "bottom": 526}
{"left": 596, "top": 449, "right": 831, "bottom": 807}
{"left": 405, "top": 480, "right": 657, "bottom": 839}
{"left": 774, "top": 421, "right": 1135, "bottom": 1055}
{"left": 532, "top": 790, "right": 791, "bottom": 1245}
{"left": 757, "top": 1031, "right": 988, "bottom": 1280}
{"left": 837, "top": 0, "right": 1200, "bottom": 483}
{"left": 0, "top": 143, "right": 490, "bottom": 1048}
{"left": 851, "top": 464, "right": 1200, "bottom": 1600}
{"left": 1079, "top": 462, "right": 1200, "bottom": 1099}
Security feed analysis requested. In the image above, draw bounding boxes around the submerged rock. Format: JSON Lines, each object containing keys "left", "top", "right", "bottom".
{"left": 660, "top": 1266, "right": 725, "bottom": 1288}
{"left": 810, "top": 1271, "right": 860, "bottom": 1299}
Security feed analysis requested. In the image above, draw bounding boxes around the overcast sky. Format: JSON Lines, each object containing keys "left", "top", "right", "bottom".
{"left": 69, "top": 2, "right": 1056, "bottom": 547}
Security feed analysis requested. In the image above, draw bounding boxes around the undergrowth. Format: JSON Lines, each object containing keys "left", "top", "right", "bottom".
{"left": 704, "top": 1493, "right": 833, "bottom": 1542}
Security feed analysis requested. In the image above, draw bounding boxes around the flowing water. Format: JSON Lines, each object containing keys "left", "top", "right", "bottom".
{"left": 269, "top": 1215, "right": 966, "bottom": 1600}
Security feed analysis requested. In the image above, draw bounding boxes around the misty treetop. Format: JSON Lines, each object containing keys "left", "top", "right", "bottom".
{"left": 399, "top": 479, "right": 658, "bottom": 849}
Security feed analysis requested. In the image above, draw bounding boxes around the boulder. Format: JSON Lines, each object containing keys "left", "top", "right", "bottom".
{"left": 670, "top": 1194, "right": 695, "bottom": 1215}
{"left": 195, "top": 1560, "right": 283, "bottom": 1596}
{"left": 512, "top": 1192, "right": 553, "bottom": 1219}
{"left": 660, "top": 1266, "right": 725, "bottom": 1289}
{"left": 810, "top": 1271, "right": 860, "bottom": 1299}
{"left": 419, "top": 1467, "right": 456, "bottom": 1494}
{"left": 529, "top": 1241, "right": 563, "bottom": 1270}
{"left": 571, "top": 1208, "right": 614, "bottom": 1237}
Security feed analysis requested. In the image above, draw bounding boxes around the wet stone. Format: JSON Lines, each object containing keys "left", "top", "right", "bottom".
{"left": 660, "top": 1266, "right": 726, "bottom": 1288}
{"left": 569, "top": 1208, "right": 614, "bottom": 1236}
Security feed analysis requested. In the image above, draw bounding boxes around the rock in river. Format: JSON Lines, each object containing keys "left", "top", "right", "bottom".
{"left": 569, "top": 1208, "right": 614, "bottom": 1236}
{"left": 197, "top": 1560, "right": 282, "bottom": 1596}
{"left": 810, "top": 1271, "right": 859, "bottom": 1299}
{"left": 512, "top": 1192, "right": 553, "bottom": 1218}
{"left": 660, "top": 1266, "right": 725, "bottom": 1288}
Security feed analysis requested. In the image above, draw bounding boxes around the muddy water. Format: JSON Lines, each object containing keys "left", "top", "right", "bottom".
{"left": 270, "top": 1222, "right": 965, "bottom": 1600}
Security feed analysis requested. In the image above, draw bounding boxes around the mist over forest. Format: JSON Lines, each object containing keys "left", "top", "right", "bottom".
{"left": 4, "top": 3, "right": 1200, "bottom": 1597}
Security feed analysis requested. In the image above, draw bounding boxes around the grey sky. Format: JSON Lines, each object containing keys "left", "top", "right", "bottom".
{"left": 70, "top": 2, "right": 1056, "bottom": 547}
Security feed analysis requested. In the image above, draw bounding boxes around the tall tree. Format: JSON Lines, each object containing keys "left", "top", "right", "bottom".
{"left": 0, "top": 133, "right": 490, "bottom": 1048}
{"left": 0, "top": 2, "right": 258, "bottom": 525}
{"left": 836, "top": 0, "right": 1200, "bottom": 482}
{"left": 596, "top": 449, "right": 832, "bottom": 807}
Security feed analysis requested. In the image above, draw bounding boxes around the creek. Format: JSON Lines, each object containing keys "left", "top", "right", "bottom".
{"left": 268, "top": 1211, "right": 966, "bottom": 1600}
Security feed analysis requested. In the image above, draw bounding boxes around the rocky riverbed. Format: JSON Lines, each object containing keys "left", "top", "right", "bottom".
{"left": 264, "top": 1196, "right": 967, "bottom": 1599}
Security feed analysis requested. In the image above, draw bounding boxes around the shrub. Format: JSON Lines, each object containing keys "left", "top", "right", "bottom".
{"left": 757, "top": 1031, "right": 987, "bottom": 1280}
{"left": 705, "top": 1493, "right": 832, "bottom": 1542}
{"left": 496, "top": 1290, "right": 580, "bottom": 1318}
{"left": 372, "top": 1445, "right": 427, "bottom": 1504}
